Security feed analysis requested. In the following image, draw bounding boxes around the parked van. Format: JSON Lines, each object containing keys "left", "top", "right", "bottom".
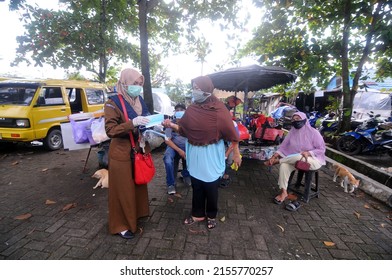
{"left": 0, "top": 79, "right": 108, "bottom": 150}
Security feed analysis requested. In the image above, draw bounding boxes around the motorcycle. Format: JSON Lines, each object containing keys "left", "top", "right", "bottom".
{"left": 248, "top": 113, "right": 284, "bottom": 145}
{"left": 307, "top": 111, "right": 322, "bottom": 128}
{"left": 318, "top": 111, "right": 364, "bottom": 136}
{"left": 336, "top": 113, "right": 392, "bottom": 156}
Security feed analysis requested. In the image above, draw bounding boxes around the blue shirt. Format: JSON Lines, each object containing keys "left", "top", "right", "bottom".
{"left": 185, "top": 139, "right": 226, "bottom": 182}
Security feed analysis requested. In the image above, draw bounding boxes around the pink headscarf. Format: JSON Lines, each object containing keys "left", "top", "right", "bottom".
{"left": 116, "top": 68, "right": 145, "bottom": 114}
{"left": 277, "top": 111, "right": 326, "bottom": 165}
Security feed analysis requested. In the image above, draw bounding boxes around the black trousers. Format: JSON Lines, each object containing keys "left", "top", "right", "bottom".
{"left": 191, "top": 176, "right": 220, "bottom": 219}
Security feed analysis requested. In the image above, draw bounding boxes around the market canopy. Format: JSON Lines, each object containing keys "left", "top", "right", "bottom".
{"left": 212, "top": 89, "right": 256, "bottom": 102}
{"left": 207, "top": 64, "right": 297, "bottom": 92}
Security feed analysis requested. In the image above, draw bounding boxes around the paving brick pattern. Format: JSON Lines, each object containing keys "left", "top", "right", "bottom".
{"left": 0, "top": 147, "right": 391, "bottom": 260}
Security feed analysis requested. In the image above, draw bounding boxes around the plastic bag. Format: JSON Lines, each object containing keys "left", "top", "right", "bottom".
{"left": 70, "top": 118, "right": 93, "bottom": 144}
{"left": 91, "top": 117, "right": 110, "bottom": 144}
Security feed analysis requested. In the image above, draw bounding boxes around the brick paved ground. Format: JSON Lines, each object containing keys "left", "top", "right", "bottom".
{"left": 0, "top": 146, "right": 391, "bottom": 260}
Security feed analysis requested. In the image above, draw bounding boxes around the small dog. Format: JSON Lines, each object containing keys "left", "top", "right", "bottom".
{"left": 92, "top": 169, "right": 109, "bottom": 189}
{"left": 333, "top": 164, "right": 360, "bottom": 193}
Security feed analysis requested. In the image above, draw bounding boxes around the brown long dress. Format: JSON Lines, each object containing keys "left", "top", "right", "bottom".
{"left": 104, "top": 98, "right": 149, "bottom": 234}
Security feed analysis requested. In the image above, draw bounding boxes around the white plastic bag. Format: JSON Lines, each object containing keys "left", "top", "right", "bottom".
{"left": 91, "top": 117, "right": 110, "bottom": 144}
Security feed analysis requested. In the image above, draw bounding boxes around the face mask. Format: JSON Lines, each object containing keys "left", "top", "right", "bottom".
{"left": 124, "top": 85, "right": 142, "bottom": 98}
{"left": 192, "top": 89, "right": 211, "bottom": 103}
{"left": 291, "top": 119, "right": 306, "bottom": 129}
{"left": 174, "top": 111, "right": 185, "bottom": 119}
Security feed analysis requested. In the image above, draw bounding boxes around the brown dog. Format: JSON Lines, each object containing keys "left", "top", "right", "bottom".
{"left": 92, "top": 169, "right": 109, "bottom": 189}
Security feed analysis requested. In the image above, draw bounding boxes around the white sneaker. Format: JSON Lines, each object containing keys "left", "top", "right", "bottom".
{"left": 167, "top": 185, "right": 176, "bottom": 195}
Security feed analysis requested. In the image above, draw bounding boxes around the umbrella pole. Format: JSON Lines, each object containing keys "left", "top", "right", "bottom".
{"left": 233, "top": 91, "right": 238, "bottom": 117}
{"left": 243, "top": 86, "right": 249, "bottom": 123}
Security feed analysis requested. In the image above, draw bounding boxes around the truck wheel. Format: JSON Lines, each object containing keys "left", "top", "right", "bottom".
{"left": 43, "top": 128, "right": 63, "bottom": 151}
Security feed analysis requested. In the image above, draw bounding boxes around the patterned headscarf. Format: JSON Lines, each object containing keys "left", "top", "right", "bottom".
{"left": 277, "top": 111, "right": 326, "bottom": 165}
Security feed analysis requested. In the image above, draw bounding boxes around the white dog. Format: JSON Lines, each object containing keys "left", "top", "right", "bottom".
{"left": 92, "top": 169, "right": 109, "bottom": 189}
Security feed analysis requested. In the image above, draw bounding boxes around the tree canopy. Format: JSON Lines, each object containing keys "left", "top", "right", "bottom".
{"left": 10, "top": 0, "right": 244, "bottom": 112}
{"left": 243, "top": 0, "right": 392, "bottom": 131}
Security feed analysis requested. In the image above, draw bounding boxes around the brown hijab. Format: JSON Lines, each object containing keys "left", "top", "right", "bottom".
{"left": 116, "top": 68, "right": 145, "bottom": 115}
{"left": 179, "top": 75, "right": 239, "bottom": 146}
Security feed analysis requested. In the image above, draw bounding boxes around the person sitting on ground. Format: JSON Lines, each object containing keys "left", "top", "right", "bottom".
{"left": 163, "top": 103, "right": 192, "bottom": 195}
{"left": 265, "top": 111, "right": 326, "bottom": 204}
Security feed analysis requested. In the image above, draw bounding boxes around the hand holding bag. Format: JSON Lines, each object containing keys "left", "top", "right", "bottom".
{"left": 295, "top": 156, "right": 311, "bottom": 171}
{"left": 119, "top": 95, "right": 155, "bottom": 185}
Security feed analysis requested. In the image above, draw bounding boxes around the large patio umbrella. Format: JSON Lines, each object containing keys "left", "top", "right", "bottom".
{"left": 206, "top": 64, "right": 297, "bottom": 118}
{"left": 207, "top": 64, "right": 297, "bottom": 92}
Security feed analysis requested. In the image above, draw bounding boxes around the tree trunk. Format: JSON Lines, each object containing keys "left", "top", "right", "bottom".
{"left": 339, "top": 0, "right": 353, "bottom": 133}
{"left": 339, "top": 0, "right": 383, "bottom": 133}
{"left": 138, "top": 0, "right": 154, "bottom": 113}
{"left": 98, "top": 0, "right": 108, "bottom": 83}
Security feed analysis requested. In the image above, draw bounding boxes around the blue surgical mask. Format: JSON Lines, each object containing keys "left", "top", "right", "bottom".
{"left": 174, "top": 111, "right": 185, "bottom": 119}
{"left": 124, "top": 85, "right": 142, "bottom": 98}
{"left": 192, "top": 89, "right": 210, "bottom": 103}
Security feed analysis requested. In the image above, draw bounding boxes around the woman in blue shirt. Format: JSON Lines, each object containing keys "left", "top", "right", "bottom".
{"left": 162, "top": 75, "right": 241, "bottom": 229}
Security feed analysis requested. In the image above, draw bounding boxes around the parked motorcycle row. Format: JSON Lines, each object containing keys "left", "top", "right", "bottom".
{"left": 335, "top": 112, "right": 392, "bottom": 157}
{"left": 310, "top": 111, "right": 392, "bottom": 157}
{"left": 235, "top": 104, "right": 392, "bottom": 158}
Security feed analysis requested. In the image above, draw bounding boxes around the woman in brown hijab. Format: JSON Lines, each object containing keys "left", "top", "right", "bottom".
{"left": 162, "top": 75, "right": 242, "bottom": 229}
{"left": 104, "top": 68, "right": 151, "bottom": 239}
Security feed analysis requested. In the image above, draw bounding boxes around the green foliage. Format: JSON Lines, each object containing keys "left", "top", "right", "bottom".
{"left": 165, "top": 79, "right": 191, "bottom": 105}
{"left": 325, "top": 95, "right": 340, "bottom": 116}
{"left": 65, "top": 71, "right": 87, "bottom": 81}
{"left": 13, "top": 0, "right": 140, "bottom": 82}
{"left": 244, "top": 0, "right": 392, "bottom": 131}
{"left": 8, "top": 0, "right": 25, "bottom": 10}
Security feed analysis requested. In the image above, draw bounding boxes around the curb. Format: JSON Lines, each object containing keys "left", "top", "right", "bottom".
{"left": 325, "top": 148, "right": 392, "bottom": 207}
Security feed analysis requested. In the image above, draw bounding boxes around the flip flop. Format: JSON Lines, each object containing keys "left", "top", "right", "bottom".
{"left": 273, "top": 194, "right": 288, "bottom": 205}
{"left": 184, "top": 216, "right": 204, "bottom": 225}
{"left": 273, "top": 197, "right": 284, "bottom": 205}
{"left": 219, "top": 177, "right": 231, "bottom": 188}
{"left": 285, "top": 201, "right": 301, "bottom": 211}
{"left": 184, "top": 216, "right": 196, "bottom": 225}
{"left": 207, "top": 219, "right": 217, "bottom": 230}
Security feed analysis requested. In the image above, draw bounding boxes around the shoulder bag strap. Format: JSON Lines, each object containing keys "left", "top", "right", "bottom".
{"left": 118, "top": 94, "right": 136, "bottom": 149}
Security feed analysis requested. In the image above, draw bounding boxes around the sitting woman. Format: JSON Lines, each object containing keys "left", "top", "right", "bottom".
{"left": 265, "top": 111, "right": 326, "bottom": 204}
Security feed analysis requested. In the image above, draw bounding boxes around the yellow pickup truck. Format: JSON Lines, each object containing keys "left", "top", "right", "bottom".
{"left": 0, "top": 79, "right": 108, "bottom": 150}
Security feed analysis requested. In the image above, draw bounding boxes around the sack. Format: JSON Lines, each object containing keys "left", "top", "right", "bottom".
{"left": 295, "top": 156, "right": 310, "bottom": 171}
{"left": 91, "top": 117, "right": 110, "bottom": 144}
{"left": 132, "top": 152, "right": 155, "bottom": 185}
{"left": 70, "top": 118, "right": 93, "bottom": 144}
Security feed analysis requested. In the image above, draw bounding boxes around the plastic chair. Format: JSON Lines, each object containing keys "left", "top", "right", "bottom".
{"left": 287, "top": 169, "right": 320, "bottom": 203}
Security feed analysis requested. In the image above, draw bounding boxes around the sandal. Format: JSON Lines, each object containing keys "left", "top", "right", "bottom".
{"left": 264, "top": 157, "right": 280, "bottom": 166}
{"left": 219, "top": 177, "right": 231, "bottom": 188}
{"left": 184, "top": 216, "right": 204, "bottom": 225}
{"left": 285, "top": 201, "right": 301, "bottom": 211}
{"left": 207, "top": 218, "right": 217, "bottom": 230}
{"left": 273, "top": 194, "right": 288, "bottom": 205}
